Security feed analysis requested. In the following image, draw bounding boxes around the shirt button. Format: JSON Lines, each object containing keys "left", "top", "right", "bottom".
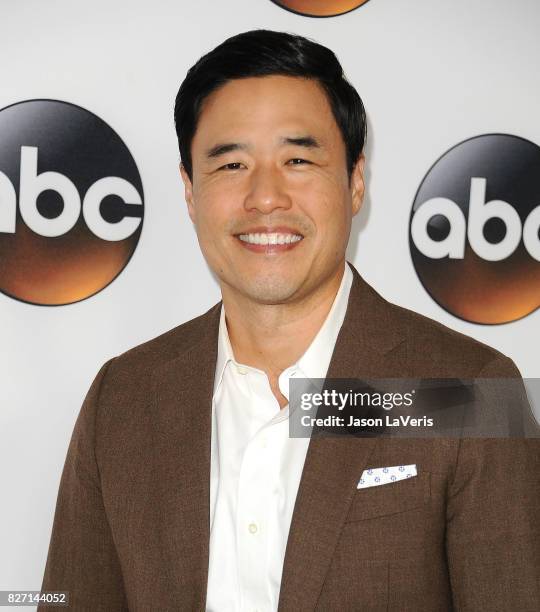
{"left": 236, "top": 365, "right": 247, "bottom": 375}
{"left": 248, "top": 522, "right": 258, "bottom": 534}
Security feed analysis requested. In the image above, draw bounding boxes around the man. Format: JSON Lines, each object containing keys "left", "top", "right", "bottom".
{"left": 40, "top": 30, "right": 539, "bottom": 611}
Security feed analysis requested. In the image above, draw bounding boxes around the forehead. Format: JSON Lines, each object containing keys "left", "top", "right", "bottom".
{"left": 193, "top": 75, "right": 340, "bottom": 147}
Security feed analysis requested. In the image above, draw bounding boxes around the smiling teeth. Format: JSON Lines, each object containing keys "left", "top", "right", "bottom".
{"left": 238, "top": 233, "right": 303, "bottom": 245}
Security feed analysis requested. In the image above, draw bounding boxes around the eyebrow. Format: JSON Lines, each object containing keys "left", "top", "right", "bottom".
{"left": 205, "top": 142, "right": 248, "bottom": 158}
{"left": 205, "top": 135, "right": 322, "bottom": 159}
{"left": 281, "top": 135, "right": 321, "bottom": 149}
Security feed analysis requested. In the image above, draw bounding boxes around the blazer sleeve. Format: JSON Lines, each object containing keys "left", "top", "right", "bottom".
{"left": 446, "top": 355, "right": 540, "bottom": 611}
{"left": 39, "top": 359, "right": 129, "bottom": 611}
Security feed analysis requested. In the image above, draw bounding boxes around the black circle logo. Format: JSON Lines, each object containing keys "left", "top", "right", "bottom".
{"left": 409, "top": 134, "right": 540, "bottom": 324}
{"left": 0, "top": 99, "right": 144, "bottom": 306}
{"left": 270, "top": 0, "right": 371, "bottom": 17}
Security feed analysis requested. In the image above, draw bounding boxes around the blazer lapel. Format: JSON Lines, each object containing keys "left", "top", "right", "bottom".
{"left": 278, "top": 263, "right": 405, "bottom": 611}
{"left": 149, "top": 303, "right": 221, "bottom": 610}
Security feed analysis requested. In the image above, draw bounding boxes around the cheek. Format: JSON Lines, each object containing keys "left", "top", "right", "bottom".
{"left": 297, "top": 182, "right": 350, "bottom": 236}
{"left": 192, "top": 186, "right": 231, "bottom": 232}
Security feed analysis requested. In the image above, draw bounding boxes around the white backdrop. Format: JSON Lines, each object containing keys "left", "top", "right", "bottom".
{"left": 1, "top": 0, "right": 539, "bottom": 603}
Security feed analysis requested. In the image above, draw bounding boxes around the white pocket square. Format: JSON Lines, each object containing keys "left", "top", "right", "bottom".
{"left": 357, "top": 464, "right": 417, "bottom": 489}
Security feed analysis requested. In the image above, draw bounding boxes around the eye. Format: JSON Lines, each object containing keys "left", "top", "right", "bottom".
{"left": 287, "top": 158, "right": 312, "bottom": 166}
{"left": 218, "top": 162, "right": 244, "bottom": 171}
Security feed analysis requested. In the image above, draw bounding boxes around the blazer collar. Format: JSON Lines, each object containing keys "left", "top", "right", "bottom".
{"left": 149, "top": 261, "right": 405, "bottom": 610}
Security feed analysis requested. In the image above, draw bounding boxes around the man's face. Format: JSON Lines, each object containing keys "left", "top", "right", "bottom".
{"left": 181, "top": 75, "right": 364, "bottom": 305}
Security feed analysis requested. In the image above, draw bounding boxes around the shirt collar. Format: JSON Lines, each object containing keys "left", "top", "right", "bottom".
{"left": 294, "top": 261, "right": 353, "bottom": 381}
{"left": 213, "top": 261, "right": 354, "bottom": 394}
{"left": 213, "top": 302, "right": 236, "bottom": 393}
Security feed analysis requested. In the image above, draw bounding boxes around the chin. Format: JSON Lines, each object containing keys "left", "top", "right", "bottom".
{"left": 241, "top": 275, "right": 301, "bottom": 305}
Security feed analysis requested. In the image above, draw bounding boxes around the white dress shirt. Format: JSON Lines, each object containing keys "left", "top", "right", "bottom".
{"left": 206, "top": 263, "right": 353, "bottom": 612}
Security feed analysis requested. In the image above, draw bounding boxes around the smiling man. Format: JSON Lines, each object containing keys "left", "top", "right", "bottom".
{"left": 178, "top": 70, "right": 364, "bottom": 411}
{"left": 40, "top": 30, "right": 539, "bottom": 611}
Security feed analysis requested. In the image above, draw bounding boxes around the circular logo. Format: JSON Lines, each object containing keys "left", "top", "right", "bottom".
{"left": 270, "top": 0, "right": 370, "bottom": 17}
{"left": 0, "top": 99, "right": 143, "bottom": 306}
{"left": 409, "top": 134, "right": 540, "bottom": 324}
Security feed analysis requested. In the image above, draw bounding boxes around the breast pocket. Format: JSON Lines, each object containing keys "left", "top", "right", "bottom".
{"left": 345, "top": 472, "right": 431, "bottom": 522}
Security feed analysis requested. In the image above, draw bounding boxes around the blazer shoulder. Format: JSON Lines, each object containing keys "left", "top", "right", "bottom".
{"left": 106, "top": 301, "right": 221, "bottom": 381}
{"left": 379, "top": 292, "right": 519, "bottom": 377}
{"left": 82, "top": 301, "right": 221, "bottom": 432}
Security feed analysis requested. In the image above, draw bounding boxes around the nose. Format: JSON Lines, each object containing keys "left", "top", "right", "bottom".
{"left": 243, "top": 165, "right": 292, "bottom": 214}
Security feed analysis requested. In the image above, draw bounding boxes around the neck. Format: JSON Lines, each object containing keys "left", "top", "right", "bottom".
{"left": 221, "top": 261, "right": 346, "bottom": 381}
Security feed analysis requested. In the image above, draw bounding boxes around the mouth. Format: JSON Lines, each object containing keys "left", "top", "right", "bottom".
{"left": 234, "top": 227, "right": 304, "bottom": 253}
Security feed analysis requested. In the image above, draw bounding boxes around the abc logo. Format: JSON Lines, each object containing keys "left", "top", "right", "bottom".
{"left": 409, "top": 134, "right": 540, "bottom": 324}
{"left": 270, "top": 0, "right": 370, "bottom": 17}
{"left": 0, "top": 99, "right": 143, "bottom": 306}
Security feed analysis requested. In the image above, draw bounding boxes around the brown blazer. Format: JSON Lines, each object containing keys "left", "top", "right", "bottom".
{"left": 40, "top": 263, "right": 540, "bottom": 611}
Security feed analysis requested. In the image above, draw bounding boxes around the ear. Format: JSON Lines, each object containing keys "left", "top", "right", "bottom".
{"left": 351, "top": 154, "right": 365, "bottom": 217}
{"left": 179, "top": 163, "right": 196, "bottom": 223}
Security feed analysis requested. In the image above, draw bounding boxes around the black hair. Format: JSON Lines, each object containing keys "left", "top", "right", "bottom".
{"left": 174, "top": 29, "right": 366, "bottom": 180}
